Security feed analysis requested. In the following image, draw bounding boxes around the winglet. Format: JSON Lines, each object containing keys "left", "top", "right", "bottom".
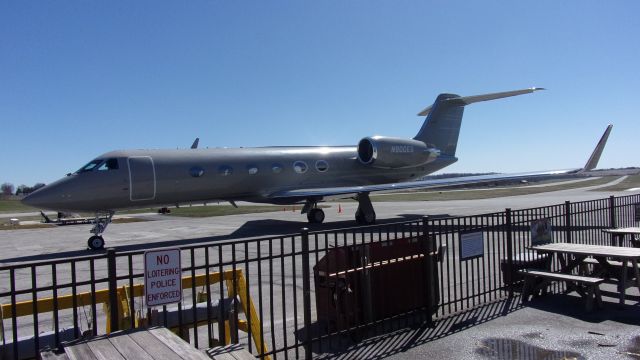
{"left": 417, "top": 87, "right": 544, "bottom": 117}
{"left": 191, "top": 137, "right": 200, "bottom": 149}
{"left": 580, "top": 124, "right": 613, "bottom": 172}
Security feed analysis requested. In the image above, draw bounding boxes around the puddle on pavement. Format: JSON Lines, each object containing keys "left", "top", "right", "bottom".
{"left": 476, "top": 338, "right": 583, "bottom": 360}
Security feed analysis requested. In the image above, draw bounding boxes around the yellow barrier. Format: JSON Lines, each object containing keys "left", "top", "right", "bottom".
{"left": 0, "top": 268, "right": 269, "bottom": 359}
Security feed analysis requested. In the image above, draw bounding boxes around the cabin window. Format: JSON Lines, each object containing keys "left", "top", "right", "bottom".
{"left": 76, "top": 159, "right": 103, "bottom": 173}
{"left": 272, "top": 164, "right": 283, "bottom": 174}
{"left": 98, "top": 158, "right": 119, "bottom": 171}
{"left": 248, "top": 165, "right": 258, "bottom": 175}
{"left": 315, "top": 160, "right": 329, "bottom": 172}
{"left": 189, "top": 166, "right": 205, "bottom": 177}
{"left": 218, "top": 165, "right": 233, "bottom": 176}
{"left": 293, "top": 161, "right": 308, "bottom": 174}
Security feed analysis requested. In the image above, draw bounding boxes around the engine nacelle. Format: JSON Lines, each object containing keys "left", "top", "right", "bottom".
{"left": 357, "top": 136, "right": 440, "bottom": 169}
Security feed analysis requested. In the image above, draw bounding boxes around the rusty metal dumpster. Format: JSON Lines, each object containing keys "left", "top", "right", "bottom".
{"left": 314, "top": 235, "right": 442, "bottom": 333}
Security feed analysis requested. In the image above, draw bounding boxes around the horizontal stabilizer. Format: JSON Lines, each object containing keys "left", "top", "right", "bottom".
{"left": 417, "top": 87, "right": 544, "bottom": 117}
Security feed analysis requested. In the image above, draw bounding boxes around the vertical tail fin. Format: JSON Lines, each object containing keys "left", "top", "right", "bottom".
{"left": 580, "top": 124, "right": 613, "bottom": 172}
{"left": 413, "top": 93, "right": 465, "bottom": 156}
{"left": 413, "top": 88, "right": 544, "bottom": 156}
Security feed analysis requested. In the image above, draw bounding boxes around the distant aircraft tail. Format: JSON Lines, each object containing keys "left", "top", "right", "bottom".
{"left": 580, "top": 124, "right": 613, "bottom": 172}
{"left": 413, "top": 88, "right": 544, "bottom": 156}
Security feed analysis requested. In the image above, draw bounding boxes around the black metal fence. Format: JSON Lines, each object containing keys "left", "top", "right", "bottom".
{"left": 0, "top": 194, "right": 639, "bottom": 359}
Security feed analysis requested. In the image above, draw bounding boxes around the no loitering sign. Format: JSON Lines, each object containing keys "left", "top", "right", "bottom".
{"left": 144, "top": 248, "right": 182, "bottom": 307}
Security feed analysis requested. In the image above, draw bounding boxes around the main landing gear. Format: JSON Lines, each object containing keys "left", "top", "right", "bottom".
{"left": 301, "top": 192, "right": 376, "bottom": 226}
{"left": 87, "top": 211, "right": 114, "bottom": 250}
{"left": 354, "top": 192, "right": 376, "bottom": 225}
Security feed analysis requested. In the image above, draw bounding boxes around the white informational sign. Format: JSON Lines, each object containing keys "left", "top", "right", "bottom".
{"left": 144, "top": 248, "right": 182, "bottom": 307}
{"left": 460, "top": 231, "right": 484, "bottom": 260}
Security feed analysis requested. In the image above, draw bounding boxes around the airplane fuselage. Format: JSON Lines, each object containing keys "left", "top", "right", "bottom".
{"left": 30, "top": 146, "right": 457, "bottom": 212}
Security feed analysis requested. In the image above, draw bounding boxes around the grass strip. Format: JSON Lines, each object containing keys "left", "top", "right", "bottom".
{"left": 590, "top": 175, "right": 640, "bottom": 192}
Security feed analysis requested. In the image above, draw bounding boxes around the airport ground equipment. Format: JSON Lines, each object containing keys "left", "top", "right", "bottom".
{"left": 0, "top": 269, "right": 268, "bottom": 360}
{"left": 39, "top": 211, "right": 106, "bottom": 226}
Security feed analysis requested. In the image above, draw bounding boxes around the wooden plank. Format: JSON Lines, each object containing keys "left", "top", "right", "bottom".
{"left": 518, "top": 270, "right": 604, "bottom": 284}
{"left": 532, "top": 243, "right": 640, "bottom": 258}
{"left": 207, "top": 345, "right": 255, "bottom": 360}
{"left": 65, "top": 342, "right": 98, "bottom": 360}
{"left": 40, "top": 350, "right": 70, "bottom": 360}
{"left": 207, "top": 350, "right": 237, "bottom": 360}
{"left": 108, "top": 332, "right": 155, "bottom": 360}
{"left": 583, "top": 257, "right": 640, "bottom": 268}
{"left": 228, "top": 349, "right": 256, "bottom": 360}
{"left": 603, "top": 227, "right": 640, "bottom": 234}
{"left": 148, "top": 327, "right": 210, "bottom": 360}
{"left": 129, "top": 330, "right": 182, "bottom": 360}
{"left": 86, "top": 338, "right": 126, "bottom": 360}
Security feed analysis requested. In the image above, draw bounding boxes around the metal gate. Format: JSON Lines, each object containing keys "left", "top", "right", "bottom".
{"left": 128, "top": 156, "right": 156, "bottom": 201}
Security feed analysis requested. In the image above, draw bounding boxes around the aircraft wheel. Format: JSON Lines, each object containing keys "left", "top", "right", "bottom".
{"left": 307, "top": 208, "right": 325, "bottom": 224}
{"left": 88, "top": 235, "right": 105, "bottom": 250}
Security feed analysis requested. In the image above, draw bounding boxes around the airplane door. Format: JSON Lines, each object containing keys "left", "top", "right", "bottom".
{"left": 128, "top": 156, "right": 156, "bottom": 201}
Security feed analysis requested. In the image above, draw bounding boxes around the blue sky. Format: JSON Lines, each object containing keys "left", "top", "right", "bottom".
{"left": 1, "top": 1, "right": 638, "bottom": 186}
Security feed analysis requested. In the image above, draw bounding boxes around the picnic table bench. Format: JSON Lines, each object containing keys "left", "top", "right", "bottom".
{"left": 529, "top": 242, "right": 640, "bottom": 306}
{"left": 518, "top": 269, "right": 604, "bottom": 311}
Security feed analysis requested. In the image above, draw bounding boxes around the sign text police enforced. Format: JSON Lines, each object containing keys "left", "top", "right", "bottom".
{"left": 144, "top": 248, "right": 182, "bottom": 306}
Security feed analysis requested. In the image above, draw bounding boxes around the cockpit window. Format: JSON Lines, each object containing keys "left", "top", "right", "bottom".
{"left": 98, "top": 158, "right": 119, "bottom": 171}
{"left": 77, "top": 159, "right": 103, "bottom": 173}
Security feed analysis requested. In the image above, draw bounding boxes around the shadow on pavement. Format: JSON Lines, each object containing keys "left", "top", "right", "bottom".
{"left": 308, "top": 298, "right": 522, "bottom": 359}
{"left": 0, "top": 213, "right": 446, "bottom": 264}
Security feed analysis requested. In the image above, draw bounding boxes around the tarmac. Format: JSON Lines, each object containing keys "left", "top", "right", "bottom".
{"left": 1, "top": 178, "right": 639, "bottom": 359}
{"left": 0, "top": 176, "right": 633, "bottom": 262}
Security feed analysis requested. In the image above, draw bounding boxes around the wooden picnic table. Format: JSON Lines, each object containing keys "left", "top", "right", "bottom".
{"left": 41, "top": 327, "right": 211, "bottom": 360}
{"left": 602, "top": 227, "right": 640, "bottom": 247}
{"left": 530, "top": 242, "right": 640, "bottom": 306}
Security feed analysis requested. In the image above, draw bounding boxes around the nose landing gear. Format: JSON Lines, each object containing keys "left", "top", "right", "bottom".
{"left": 87, "top": 211, "right": 114, "bottom": 250}
{"left": 88, "top": 235, "right": 105, "bottom": 250}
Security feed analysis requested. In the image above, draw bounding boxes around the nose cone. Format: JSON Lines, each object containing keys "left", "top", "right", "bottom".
{"left": 21, "top": 184, "right": 63, "bottom": 211}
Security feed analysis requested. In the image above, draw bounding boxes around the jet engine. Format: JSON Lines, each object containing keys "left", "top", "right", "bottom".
{"left": 357, "top": 136, "right": 440, "bottom": 169}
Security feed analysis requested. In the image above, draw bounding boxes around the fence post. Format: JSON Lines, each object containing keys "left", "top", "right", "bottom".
{"left": 422, "top": 216, "right": 434, "bottom": 326}
{"left": 107, "top": 248, "right": 119, "bottom": 333}
{"left": 609, "top": 195, "right": 617, "bottom": 228}
{"left": 565, "top": 201, "right": 572, "bottom": 243}
{"left": 301, "top": 228, "right": 312, "bottom": 360}
{"left": 505, "top": 208, "right": 514, "bottom": 298}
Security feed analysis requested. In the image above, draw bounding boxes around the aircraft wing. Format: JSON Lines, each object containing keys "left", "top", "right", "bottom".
{"left": 267, "top": 169, "right": 579, "bottom": 200}
{"left": 269, "top": 124, "right": 612, "bottom": 201}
